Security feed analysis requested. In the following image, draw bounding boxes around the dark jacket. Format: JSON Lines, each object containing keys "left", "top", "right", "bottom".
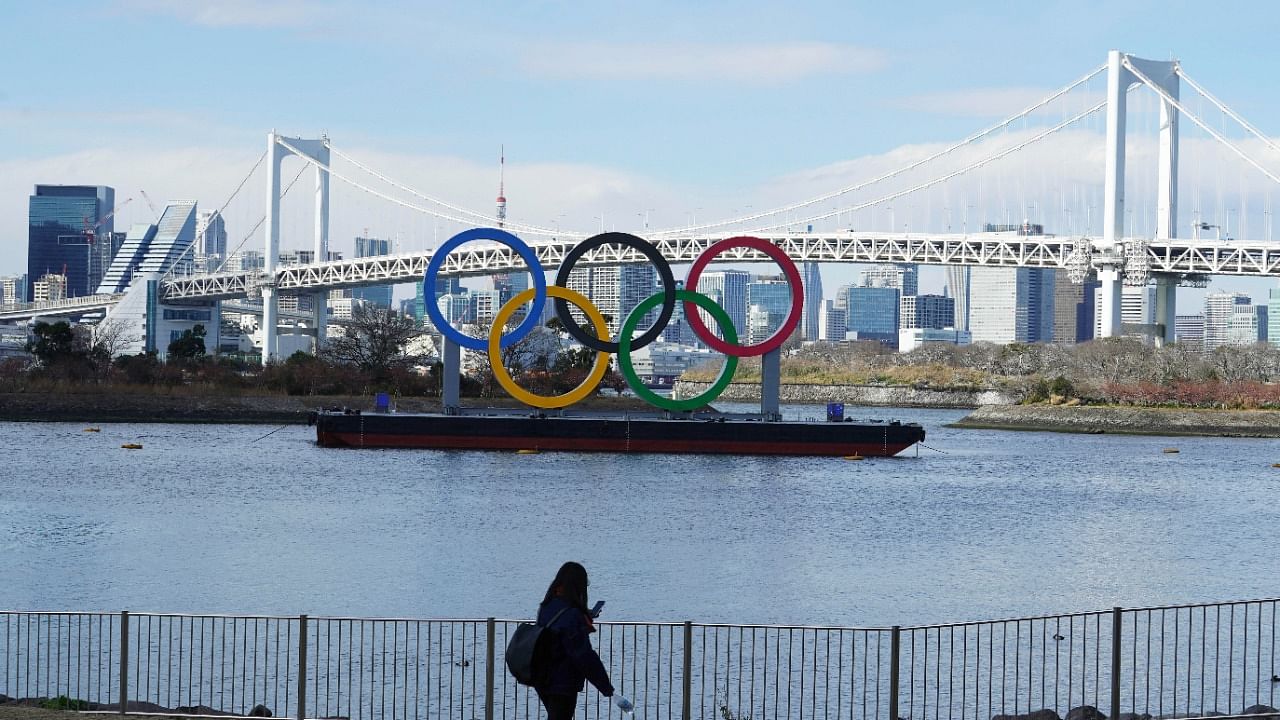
{"left": 535, "top": 597, "right": 615, "bottom": 697}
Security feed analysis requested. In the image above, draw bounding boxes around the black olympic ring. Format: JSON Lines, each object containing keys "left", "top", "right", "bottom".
{"left": 552, "top": 232, "right": 678, "bottom": 354}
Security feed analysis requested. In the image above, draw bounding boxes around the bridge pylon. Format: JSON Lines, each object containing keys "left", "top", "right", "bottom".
{"left": 263, "top": 132, "right": 331, "bottom": 364}
{"left": 1098, "top": 51, "right": 1180, "bottom": 339}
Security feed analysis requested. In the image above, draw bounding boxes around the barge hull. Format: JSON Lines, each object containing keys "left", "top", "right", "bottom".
{"left": 315, "top": 413, "right": 925, "bottom": 457}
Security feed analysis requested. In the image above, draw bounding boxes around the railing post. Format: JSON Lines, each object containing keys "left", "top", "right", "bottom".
{"left": 1110, "top": 608, "right": 1123, "bottom": 720}
{"left": 118, "top": 611, "right": 129, "bottom": 715}
{"left": 889, "top": 626, "right": 901, "bottom": 720}
{"left": 682, "top": 622, "right": 693, "bottom": 720}
{"left": 297, "top": 614, "right": 308, "bottom": 720}
{"left": 485, "top": 618, "right": 496, "bottom": 720}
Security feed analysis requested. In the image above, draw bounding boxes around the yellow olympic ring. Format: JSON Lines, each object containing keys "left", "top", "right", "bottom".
{"left": 488, "top": 286, "right": 611, "bottom": 409}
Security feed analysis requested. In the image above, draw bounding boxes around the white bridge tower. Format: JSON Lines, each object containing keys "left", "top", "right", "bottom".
{"left": 262, "top": 132, "right": 330, "bottom": 364}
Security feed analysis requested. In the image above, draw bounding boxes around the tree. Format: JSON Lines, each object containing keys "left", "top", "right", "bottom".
{"left": 89, "top": 317, "right": 140, "bottom": 359}
{"left": 323, "top": 304, "right": 424, "bottom": 380}
{"left": 27, "top": 321, "right": 77, "bottom": 367}
{"left": 167, "top": 324, "right": 207, "bottom": 361}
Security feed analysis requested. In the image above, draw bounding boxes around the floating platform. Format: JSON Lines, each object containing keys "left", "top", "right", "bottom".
{"left": 312, "top": 409, "right": 925, "bottom": 457}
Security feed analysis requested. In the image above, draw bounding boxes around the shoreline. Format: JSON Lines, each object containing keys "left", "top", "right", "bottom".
{"left": 952, "top": 404, "right": 1280, "bottom": 437}
{"left": 0, "top": 392, "right": 650, "bottom": 424}
{"left": 673, "top": 379, "right": 1015, "bottom": 408}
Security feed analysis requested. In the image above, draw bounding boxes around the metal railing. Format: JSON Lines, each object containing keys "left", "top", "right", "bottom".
{"left": 2, "top": 599, "right": 1277, "bottom": 720}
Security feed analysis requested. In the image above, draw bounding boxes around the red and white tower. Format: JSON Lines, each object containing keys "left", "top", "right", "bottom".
{"left": 495, "top": 145, "right": 507, "bottom": 228}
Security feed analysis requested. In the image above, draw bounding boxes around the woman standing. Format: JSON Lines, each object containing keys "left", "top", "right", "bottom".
{"left": 535, "top": 562, "right": 632, "bottom": 720}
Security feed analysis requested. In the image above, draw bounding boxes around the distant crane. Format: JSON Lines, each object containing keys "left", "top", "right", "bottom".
{"left": 139, "top": 190, "right": 161, "bottom": 221}
{"left": 82, "top": 196, "right": 134, "bottom": 244}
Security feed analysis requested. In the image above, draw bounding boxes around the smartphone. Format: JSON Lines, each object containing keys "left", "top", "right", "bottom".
{"left": 590, "top": 600, "right": 605, "bottom": 618}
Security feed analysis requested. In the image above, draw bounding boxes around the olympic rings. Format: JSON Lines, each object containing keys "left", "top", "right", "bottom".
{"left": 553, "top": 232, "right": 677, "bottom": 353}
{"left": 617, "top": 290, "right": 738, "bottom": 412}
{"left": 489, "top": 287, "right": 611, "bottom": 409}
{"left": 423, "top": 228, "right": 547, "bottom": 351}
{"left": 683, "top": 236, "right": 804, "bottom": 357}
{"left": 422, "top": 228, "right": 805, "bottom": 411}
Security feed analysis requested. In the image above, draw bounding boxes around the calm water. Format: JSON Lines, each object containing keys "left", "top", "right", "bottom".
{"left": 2, "top": 404, "right": 1278, "bottom": 627}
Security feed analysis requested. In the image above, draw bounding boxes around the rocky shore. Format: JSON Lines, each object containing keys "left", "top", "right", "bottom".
{"left": 672, "top": 380, "right": 1015, "bottom": 408}
{"left": 953, "top": 404, "right": 1280, "bottom": 437}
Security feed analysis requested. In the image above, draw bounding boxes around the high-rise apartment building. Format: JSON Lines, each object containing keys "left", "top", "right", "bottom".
{"left": 1203, "top": 291, "right": 1252, "bottom": 350}
{"left": 746, "top": 275, "right": 794, "bottom": 344}
{"left": 1228, "top": 304, "right": 1267, "bottom": 345}
{"left": 28, "top": 184, "right": 114, "bottom": 298}
{"left": 818, "top": 300, "right": 848, "bottom": 341}
{"left": 1174, "top": 315, "right": 1205, "bottom": 350}
{"left": 692, "top": 269, "right": 749, "bottom": 341}
{"left": 899, "top": 294, "right": 955, "bottom": 330}
{"left": 196, "top": 210, "right": 227, "bottom": 259}
{"left": 353, "top": 236, "right": 393, "bottom": 308}
{"left": 33, "top": 273, "right": 68, "bottom": 302}
{"left": 1052, "top": 278, "right": 1099, "bottom": 344}
{"left": 945, "top": 266, "right": 970, "bottom": 332}
{"left": 862, "top": 264, "right": 918, "bottom": 296}
{"left": 1093, "top": 285, "right": 1155, "bottom": 342}
{"left": 1, "top": 275, "right": 29, "bottom": 304}
{"left": 801, "top": 262, "right": 822, "bottom": 341}
{"left": 968, "top": 267, "right": 1054, "bottom": 344}
{"left": 564, "top": 265, "right": 657, "bottom": 337}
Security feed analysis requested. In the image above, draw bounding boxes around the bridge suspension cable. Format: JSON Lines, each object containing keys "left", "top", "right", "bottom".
{"left": 328, "top": 144, "right": 581, "bottom": 239}
{"left": 161, "top": 149, "right": 266, "bottom": 281}
{"left": 744, "top": 97, "right": 1110, "bottom": 233}
{"left": 213, "top": 161, "right": 310, "bottom": 273}
{"left": 650, "top": 63, "right": 1107, "bottom": 238}
{"left": 1175, "top": 68, "right": 1280, "bottom": 160}
{"left": 1124, "top": 58, "right": 1280, "bottom": 189}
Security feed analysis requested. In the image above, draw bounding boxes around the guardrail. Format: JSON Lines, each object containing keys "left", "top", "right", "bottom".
{"left": 1, "top": 599, "right": 1276, "bottom": 720}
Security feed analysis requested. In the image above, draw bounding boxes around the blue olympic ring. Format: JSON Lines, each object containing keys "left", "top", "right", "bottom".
{"left": 422, "top": 228, "right": 547, "bottom": 351}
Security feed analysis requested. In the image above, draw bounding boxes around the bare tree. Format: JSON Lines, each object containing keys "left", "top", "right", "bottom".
{"left": 90, "top": 317, "right": 140, "bottom": 358}
{"left": 322, "top": 304, "right": 424, "bottom": 379}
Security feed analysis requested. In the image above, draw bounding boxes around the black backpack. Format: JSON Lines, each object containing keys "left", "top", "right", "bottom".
{"left": 506, "top": 606, "right": 571, "bottom": 686}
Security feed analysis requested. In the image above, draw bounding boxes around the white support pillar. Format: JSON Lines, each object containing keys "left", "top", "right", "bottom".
{"left": 1154, "top": 275, "right": 1177, "bottom": 347}
{"left": 1097, "top": 265, "right": 1123, "bottom": 339}
{"left": 1103, "top": 50, "right": 1129, "bottom": 250}
{"left": 312, "top": 141, "right": 330, "bottom": 350}
{"left": 262, "top": 131, "right": 284, "bottom": 364}
{"left": 1157, "top": 74, "right": 1179, "bottom": 240}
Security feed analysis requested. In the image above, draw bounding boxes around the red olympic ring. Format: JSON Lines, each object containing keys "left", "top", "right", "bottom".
{"left": 683, "top": 236, "right": 804, "bottom": 357}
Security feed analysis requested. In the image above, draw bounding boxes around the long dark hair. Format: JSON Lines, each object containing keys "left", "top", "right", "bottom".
{"left": 541, "top": 561, "right": 589, "bottom": 611}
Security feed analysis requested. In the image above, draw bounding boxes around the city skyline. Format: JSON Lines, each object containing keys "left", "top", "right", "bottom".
{"left": 4, "top": 2, "right": 1280, "bottom": 306}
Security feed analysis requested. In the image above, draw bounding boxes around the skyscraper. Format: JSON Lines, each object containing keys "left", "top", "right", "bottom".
{"left": 564, "top": 265, "right": 656, "bottom": 337}
{"left": 97, "top": 224, "right": 159, "bottom": 293}
{"left": 196, "top": 210, "right": 227, "bottom": 261}
{"left": 1203, "top": 291, "right": 1251, "bottom": 350}
{"left": 27, "top": 185, "right": 114, "bottom": 298}
{"left": 1228, "top": 304, "right": 1267, "bottom": 345}
{"left": 136, "top": 201, "right": 198, "bottom": 276}
{"left": 1175, "top": 315, "right": 1205, "bottom": 350}
{"left": 694, "top": 270, "right": 750, "bottom": 339}
{"left": 968, "top": 267, "right": 1054, "bottom": 344}
{"left": 1092, "top": 285, "right": 1155, "bottom": 342}
{"left": 945, "top": 266, "right": 970, "bottom": 332}
{"left": 801, "top": 262, "right": 822, "bottom": 341}
{"left": 1268, "top": 289, "right": 1280, "bottom": 349}
{"left": 746, "top": 275, "right": 794, "bottom": 343}
{"left": 353, "top": 236, "right": 393, "bottom": 308}
{"left": 845, "top": 285, "right": 899, "bottom": 347}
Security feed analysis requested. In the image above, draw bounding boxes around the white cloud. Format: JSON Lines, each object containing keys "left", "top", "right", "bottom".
{"left": 520, "top": 41, "right": 886, "bottom": 84}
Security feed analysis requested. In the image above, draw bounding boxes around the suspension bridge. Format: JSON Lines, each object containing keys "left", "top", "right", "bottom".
{"left": 5, "top": 51, "right": 1280, "bottom": 362}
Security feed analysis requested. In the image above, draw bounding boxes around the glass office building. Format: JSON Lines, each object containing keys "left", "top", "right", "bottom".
{"left": 28, "top": 185, "right": 114, "bottom": 298}
{"left": 845, "top": 285, "right": 900, "bottom": 347}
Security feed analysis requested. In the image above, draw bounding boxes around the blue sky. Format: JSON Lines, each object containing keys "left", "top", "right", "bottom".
{"left": 3, "top": 0, "right": 1279, "bottom": 302}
